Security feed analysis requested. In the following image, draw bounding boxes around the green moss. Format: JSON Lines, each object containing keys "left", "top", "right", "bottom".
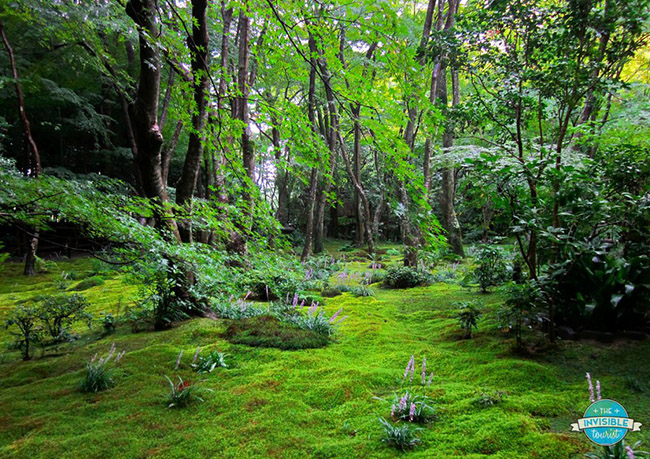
{"left": 224, "top": 315, "right": 329, "bottom": 350}
{"left": 0, "top": 254, "right": 649, "bottom": 458}
{"left": 70, "top": 276, "right": 105, "bottom": 291}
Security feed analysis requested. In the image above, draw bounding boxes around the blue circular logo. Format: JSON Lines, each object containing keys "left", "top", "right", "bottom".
{"left": 583, "top": 399, "right": 628, "bottom": 446}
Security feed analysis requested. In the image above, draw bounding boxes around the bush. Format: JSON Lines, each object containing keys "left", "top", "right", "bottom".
{"left": 499, "top": 281, "right": 549, "bottom": 349}
{"left": 224, "top": 315, "right": 329, "bottom": 350}
{"left": 5, "top": 305, "right": 41, "bottom": 360}
{"left": 454, "top": 301, "right": 483, "bottom": 339}
{"left": 71, "top": 276, "right": 105, "bottom": 291}
{"left": 100, "top": 313, "right": 117, "bottom": 334}
{"left": 378, "top": 418, "right": 422, "bottom": 451}
{"left": 35, "top": 294, "right": 92, "bottom": 342}
{"left": 383, "top": 266, "right": 432, "bottom": 289}
{"left": 472, "top": 245, "right": 509, "bottom": 293}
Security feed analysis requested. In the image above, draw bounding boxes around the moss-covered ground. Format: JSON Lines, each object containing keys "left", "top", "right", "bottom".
{"left": 0, "top": 245, "right": 648, "bottom": 458}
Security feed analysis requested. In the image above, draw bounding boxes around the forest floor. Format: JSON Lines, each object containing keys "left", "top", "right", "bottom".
{"left": 0, "top": 242, "right": 649, "bottom": 458}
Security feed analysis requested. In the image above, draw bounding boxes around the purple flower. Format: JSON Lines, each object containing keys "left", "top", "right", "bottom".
{"left": 300, "top": 299, "right": 305, "bottom": 307}
{"left": 421, "top": 357, "right": 427, "bottom": 385}
{"left": 409, "top": 402, "right": 416, "bottom": 422}
{"left": 404, "top": 355, "right": 415, "bottom": 380}
{"left": 308, "top": 301, "right": 319, "bottom": 314}
{"left": 265, "top": 285, "right": 270, "bottom": 299}
{"left": 586, "top": 372, "right": 595, "bottom": 403}
{"left": 626, "top": 446, "right": 636, "bottom": 459}
{"left": 596, "top": 380, "right": 601, "bottom": 401}
{"left": 427, "top": 372, "right": 434, "bottom": 387}
{"left": 398, "top": 393, "right": 408, "bottom": 411}
{"left": 292, "top": 293, "right": 299, "bottom": 308}
{"left": 391, "top": 405, "right": 395, "bottom": 418}
{"left": 244, "top": 291, "right": 251, "bottom": 300}
{"left": 330, "top": 308, "right": 343, "bottom": 323}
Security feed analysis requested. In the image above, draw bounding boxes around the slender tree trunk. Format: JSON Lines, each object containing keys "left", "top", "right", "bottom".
{"left": 230, "top": 8, "right": 253, "bottom": 255}
{"left": 301, "top": 32, "right": 320, "bottom": 261}
{"left": 1, "top": 21, "right": 42, "bottom": 276}
{"left": 176, "top": 0, "right": 210, "bottom": 243}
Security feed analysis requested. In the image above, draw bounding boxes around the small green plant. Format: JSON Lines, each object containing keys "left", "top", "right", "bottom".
{"left": 473, "top": 390, "right": 506, "bottom": 407}
{"left": 164, "top": 376, "right": 203, "bottom": 408}
{"left": 125, "top": 307, "right": 152, "bottom": 333}
{"left": 454, "top": 301, "right": 483, "bottom": 339}
{"left": 473, "top": 245, "right": 509, "bottom": 293}
{"left": 191, "top": 350, "right": 228, "bottom": 374}
{"left": 5, "top": 305, "right": 41, "bottom": 360}
{"left": 499, "top": 281, "right": 549, "bottom": 349}
{"left": 378, "top": 418, "right": 422, "bottom": 451}
{"left": 585, "top": 439, "right": 649, "bottom": 458}
{"left": 383, "top": 266, "right": 432, "bottom": 289}
{"left": 79, "top": 344, "right": 124, "bottom": 392}
{"left": 386, "top": 248, "right": 401, "bottom": 256}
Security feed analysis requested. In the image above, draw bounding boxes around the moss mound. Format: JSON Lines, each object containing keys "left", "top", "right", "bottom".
{"left": 70, "top": 276, "right": 105, "bottom": 291}
{"left": 223, "top": 315, "right": 329, "bottom": 350}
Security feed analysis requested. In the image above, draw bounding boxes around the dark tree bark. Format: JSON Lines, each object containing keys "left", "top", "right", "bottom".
{"left": 176, "top": 0, "right": 210, "bottom": 243}
{"left": 126, "top": 0, "right": 179, "bottom": 241}
{"left": 1, "top": 21, "right": 42, "bottom": 276}
{"left": 300, "top": 32, "right": 320, "bottom": 261}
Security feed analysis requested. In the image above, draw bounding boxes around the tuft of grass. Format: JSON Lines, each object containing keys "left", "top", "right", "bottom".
{"left": 223, "top": 315, "right": 329, "bottom": 350}
{"left": 378, "top": 418, "right": 422, "bottom": 451}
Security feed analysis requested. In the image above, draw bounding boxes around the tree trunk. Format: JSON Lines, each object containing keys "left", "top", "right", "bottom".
{"left": 176, "top": 0, "right": 210, "bottom": 243}
{"left": 300, "top": 32, "right": 320, "bottom": 261}
{"left": 126, "top": 0, "right": 179, "bottom": 240}
{"left": 1, "top": 21, "right": 42, "bottom": 276}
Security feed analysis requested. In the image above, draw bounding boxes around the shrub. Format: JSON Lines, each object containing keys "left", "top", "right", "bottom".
{"left": 383, "top": 266, "right": 432, "bottom": 289}
{"left": 389, "top": 392, "right": 437, "bottom": 423}
{"left": 71, "top": 276, "right": 105, "bottom": 291}
{"left": 499, "top": 281, "right": 549, "bottom": 349}
{"left": 454, "top": 301, "right": 483, "bottom": 339}
{"left": 124, "top": 307, "right": 152, "bottom": 333}
{"left": 473, "top": 245, "right": 509, "bottom": 293}
{"left": 100, "top": 313, "right": 117, "bottom": 334}
{"left": 5, "top": 305, "right": 41, "bottom": 360}
{"left": 224, "top": 315, "right": 329, "bottom": 350}
{"left": 35, "top": 294, "right": 92, "bottom": 342}
{"left": 164, "top": 376, "right": 203, "bottom": 408}
{"left": 79, "top": 344, "right": 124, "bottom": 392}
{"left": 378, "top": 418, "right": 422, "bottom": 451}
{"left": 386, "top": 248, "right": 401, "bottom": 256}
{"left": 191, "top": 350, "right": 228, "bottom": 374}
